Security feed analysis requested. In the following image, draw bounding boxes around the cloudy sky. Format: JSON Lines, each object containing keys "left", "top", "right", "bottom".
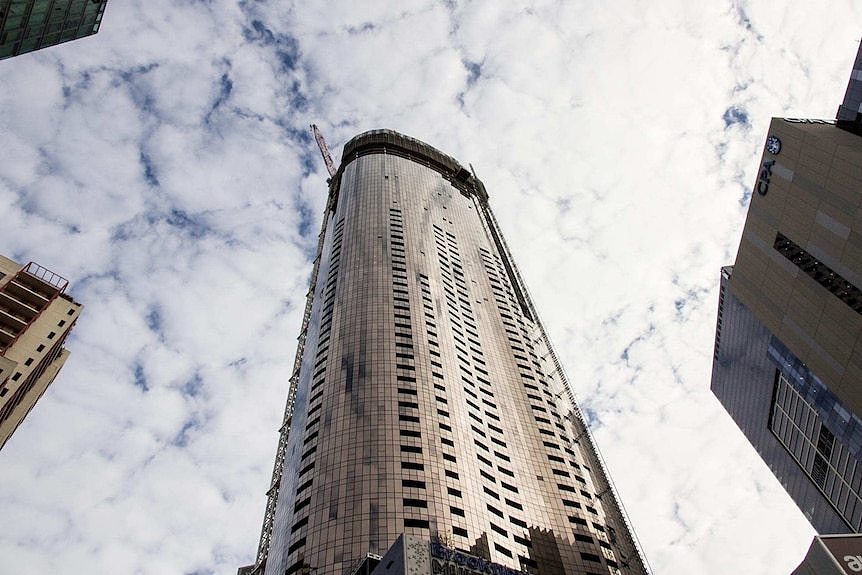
{"left": 0, "top": 1, "right": 859, "bottom": 573}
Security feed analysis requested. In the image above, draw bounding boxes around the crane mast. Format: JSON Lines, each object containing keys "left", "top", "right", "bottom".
{"left": 310, "top": 124, "right": 336, "bottom": 178}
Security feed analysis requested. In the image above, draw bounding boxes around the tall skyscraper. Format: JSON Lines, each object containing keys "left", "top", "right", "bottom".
{"left": 0, "top": 0, "right": 108, "bottom": 61}
{"left": 711, "top": 45, "right": 862, "bottom": 533}
{"left": 243, "top": 130, "right": 648, "bottom": 575}
{"left": 0, "top": 255, "right": 82, "bottom": 449}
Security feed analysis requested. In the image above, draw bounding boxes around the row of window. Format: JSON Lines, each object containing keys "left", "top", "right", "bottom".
{"left": 285, "top": 218, "right": 346, "bottom": 558}
{"left": 434, "top": 227, "right": 545, "bottom": 556}
{"left": 714, "top": 283, "right": 726, "bottom": 361}
{"left": 479, "top": 247, "right": 613, "bottom": 552}
{"left": 390, "top": 208, "right": 439, "bottom": 533}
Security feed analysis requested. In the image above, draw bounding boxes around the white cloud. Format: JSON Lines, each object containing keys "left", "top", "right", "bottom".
{"left": 0, "top": 0, "right": 858, "bottom": 573}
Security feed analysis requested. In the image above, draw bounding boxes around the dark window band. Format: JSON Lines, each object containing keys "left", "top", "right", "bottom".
{"left": 774, "top": 232, "right": 862, "bottom": 315}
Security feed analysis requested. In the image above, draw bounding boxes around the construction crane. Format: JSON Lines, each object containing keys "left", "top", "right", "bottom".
{"left": 310, "top": 124, "right": 336, "bottom": 178}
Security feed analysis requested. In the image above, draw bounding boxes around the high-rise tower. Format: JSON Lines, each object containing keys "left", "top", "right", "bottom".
{"left": 0, "top": 0, "right": 109, "bottom": 61}
{"left": 0, "top": 255, "right": 82, "bottom": 449}
{"left": 711, "top": 44, "right": 862, "bottom": 534}
{"left": 243, "top": 130, "right": 648, "bottom": 575}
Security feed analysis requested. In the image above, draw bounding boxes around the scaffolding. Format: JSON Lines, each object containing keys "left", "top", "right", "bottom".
{"left": 251, "top": 192, "right": 335, "bottom": 573}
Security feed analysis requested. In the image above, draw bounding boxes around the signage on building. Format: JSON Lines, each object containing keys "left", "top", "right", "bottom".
{"left": 756, "top": 159, "right": 775, "bottom": 196}
{"left": 821, "top": 536, "right": 862, "bottom": 574}
{"left": 429, "top": 542, "right": 526, "bottom": 575}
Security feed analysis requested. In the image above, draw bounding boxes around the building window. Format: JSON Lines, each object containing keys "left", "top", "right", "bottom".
{"left": 291, "top": 516, "right": 308, "bottom": 533}
{"left": 493, "top": 543, "right": 512, "bottom": 557}
{"left": 287, "top": 537, "right": 306, "bottom": 555}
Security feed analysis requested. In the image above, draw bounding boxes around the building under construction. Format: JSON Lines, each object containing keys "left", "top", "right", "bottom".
{"left": 241, "top": 128, "right": 649, "bottom": 575}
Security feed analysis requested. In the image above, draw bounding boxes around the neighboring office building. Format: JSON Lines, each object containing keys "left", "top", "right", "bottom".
{"left": 711, "top": 45, "right": 862, "bottom": 533}
{"left": 0, "top": 255, "right": 82, "bottom": 449}
{"left": 0, "top": 0, "right": 108, "bottom": 61}
{"left": 241, "top": 130, "right": 649, "bottom": 575}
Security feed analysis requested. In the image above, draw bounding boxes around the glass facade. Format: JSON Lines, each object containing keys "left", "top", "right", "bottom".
{"left": 711, "top": 269, "right": 852, "bottom": 534}
{"left": 247, "top": 131, "right": 648, "bottom": 575}
{"left": 0, "top": 0, "right": 108, "bottom": 60}
{"left": 768, "top": 337, "right": 862, "bottom": 459}
{"left": 769, "top": 346, "right": 862, "bottom": 531}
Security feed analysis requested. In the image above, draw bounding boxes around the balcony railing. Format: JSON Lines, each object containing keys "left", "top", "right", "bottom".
{"left": 22, "top": 262, "right": 68, "bottom": 293}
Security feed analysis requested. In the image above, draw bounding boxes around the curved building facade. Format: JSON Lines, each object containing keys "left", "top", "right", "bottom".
{"left": 246, "top": 130, "right": 648, "bottom": 575}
